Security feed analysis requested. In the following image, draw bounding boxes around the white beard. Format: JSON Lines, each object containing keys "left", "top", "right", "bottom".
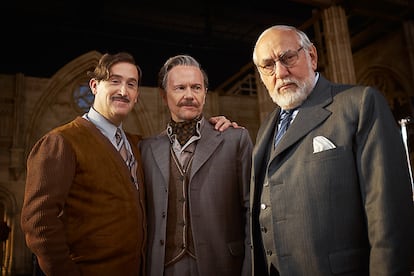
{"left": 269, "top": 59, "right": 316, "bottom": 110}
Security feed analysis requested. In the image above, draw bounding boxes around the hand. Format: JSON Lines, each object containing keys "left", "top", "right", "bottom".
{"left": 208, "top": 116, "right": 243, "bottom": 132}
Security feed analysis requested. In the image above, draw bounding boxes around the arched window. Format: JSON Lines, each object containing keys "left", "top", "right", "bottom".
{"left": 73, "top": 84, "right": 94, "bottom": 113}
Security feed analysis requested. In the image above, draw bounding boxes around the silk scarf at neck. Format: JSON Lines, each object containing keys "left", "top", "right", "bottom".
{"left": 169, "top": 116, "right": 201, "bottom": 146}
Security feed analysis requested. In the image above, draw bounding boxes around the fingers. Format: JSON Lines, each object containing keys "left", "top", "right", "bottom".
{"left": 217, "top": 119, "right": 232, "bottom": 132}
{"left": 209, "top": 116, "right": 243, "bottom": 131}
{"left": 214, "top": 116, "right": 229, "bottom": 131}
{"left": 232, "top": 122, "right": 244, "bottom": 129}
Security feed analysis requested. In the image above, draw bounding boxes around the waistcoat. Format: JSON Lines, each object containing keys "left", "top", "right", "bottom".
{"left": 259, "top": 138, "right": 280, "bottom": 273}
{"left": 165, "top": 146, "right": 196, "bottom": 266}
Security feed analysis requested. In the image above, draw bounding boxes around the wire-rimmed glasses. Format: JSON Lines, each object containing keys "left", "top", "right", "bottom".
{"left": 257, "top": 46, "right": 304, "bottom": 76}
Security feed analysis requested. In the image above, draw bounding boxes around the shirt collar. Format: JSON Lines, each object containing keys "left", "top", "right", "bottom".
{"left": 167, "top": 116, "right": 204, "bottom": 149}
{"left": 83, "top": 107, "right": 120, "bottom": 141}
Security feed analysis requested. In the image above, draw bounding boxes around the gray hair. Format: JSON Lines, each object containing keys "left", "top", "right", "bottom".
{"left": 158, "top": 54, "right": 209, "bottom": 90}
{"left": 252, "top": 25, "right": 313, "bottom": 65}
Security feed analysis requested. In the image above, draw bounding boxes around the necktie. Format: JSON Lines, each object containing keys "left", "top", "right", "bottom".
{"left": 274, "top": 109, "right": 295, "bottom": 148}
{"left": 115, "top": 128, "right": 138, "bottom": 189}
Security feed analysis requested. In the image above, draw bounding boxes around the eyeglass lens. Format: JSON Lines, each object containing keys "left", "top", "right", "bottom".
{"left": 258, "top": 47, "right": 303, "bottom": 75}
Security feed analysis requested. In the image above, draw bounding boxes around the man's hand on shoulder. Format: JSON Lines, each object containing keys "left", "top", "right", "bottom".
{"left": 209, "top": 116, "right": 243, "bottom": 132}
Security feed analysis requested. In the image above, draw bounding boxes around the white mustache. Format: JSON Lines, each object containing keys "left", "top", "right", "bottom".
{"left": 276, "top": 78, "right": 299, "bottom": 91}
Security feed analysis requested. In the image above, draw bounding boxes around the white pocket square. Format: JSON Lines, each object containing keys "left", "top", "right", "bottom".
{"left": 313, "top": 136, "right": 336, "bottom": 153}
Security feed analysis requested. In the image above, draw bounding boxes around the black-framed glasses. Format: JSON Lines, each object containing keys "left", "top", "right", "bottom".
{"left": 257, "top": 46, "right": 304, "bottom": 76}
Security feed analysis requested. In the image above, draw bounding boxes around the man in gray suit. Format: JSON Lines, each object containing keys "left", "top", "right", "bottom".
{"left": 250, "top": 25, "right": 414, "bottom": 275}
{"left": 139, "top": 54, "right": 252, "bottom": 276}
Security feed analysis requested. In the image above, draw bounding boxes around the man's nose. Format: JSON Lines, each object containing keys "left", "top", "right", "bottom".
{"left": 184, "top": 87, "right": 194, "bottom": 98}
{"left": 274, "top": 61, "right": 289, "bottom": 79}
{"left": 119, "top": 83, "right": 128, "bottom": 95}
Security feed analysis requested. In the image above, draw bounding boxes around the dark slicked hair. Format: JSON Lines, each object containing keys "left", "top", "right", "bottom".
{"left": 88, "top": 52, "right": 143, "bottom": 86}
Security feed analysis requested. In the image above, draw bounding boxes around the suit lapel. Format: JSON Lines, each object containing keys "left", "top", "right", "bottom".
{"left": 253, "top": 109, "right": 279, "bottom": 174}
{"left": 270, "top": 76, "right": 334, "bottom": 157}
{"left": 191, "top": 122, "right": 223, "bottom": 179}
{"left": 149, "top": 121, "right": 223, "bottom": 185}
{"left": 272, "top": 105, "right": 331, "bottom": 156}
{"left": 252, "top": 75, "right": 335, "bottom": 211}
{"left": 150, "top": 134, "right": 171, "bottom": 187}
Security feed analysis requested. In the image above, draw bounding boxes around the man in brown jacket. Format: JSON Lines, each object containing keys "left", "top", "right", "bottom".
{"left": 21, "top": 52, "right": 147, "bottom": 276}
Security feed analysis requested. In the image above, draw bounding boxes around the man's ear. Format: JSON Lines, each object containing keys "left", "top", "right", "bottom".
{"left": 309, "top": 44, "right": 318, "bottom": 71}
{"left": 159, "top": 89, "right": 168, "bottom": 105}
{"left": 89, "top": 79, "right": 98, "bottom": 95}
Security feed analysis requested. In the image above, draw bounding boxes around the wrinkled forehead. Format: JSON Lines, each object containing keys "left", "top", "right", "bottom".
{"left": 255, "top": 30, "right": 299, "bottom": 60}
{"left": 168, "top": 65, "right": 204, "bottom": 85}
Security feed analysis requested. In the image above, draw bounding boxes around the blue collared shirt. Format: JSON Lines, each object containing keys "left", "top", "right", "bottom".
{"left": 83, "top": 107, "right": 133, "bottom": 154}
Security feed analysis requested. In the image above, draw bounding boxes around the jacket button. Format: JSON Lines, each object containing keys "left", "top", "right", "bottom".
{"left": 162, "top": 212, "right": 166, "bottom": 218}
{"left": 261, "top": 203, "right": 267, "bottom": 210}
{"left": 261, "top": 226, "right": 267, "bottom": 233}
{"left": 266, "top": 250, "right": 272, "bottom": 256}
{"left": 160, "top": 240, "right": 164, "bottom": 245}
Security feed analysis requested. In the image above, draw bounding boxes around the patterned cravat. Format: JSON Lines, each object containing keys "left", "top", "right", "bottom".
{"left": 169, "top": 117, "right": 201, "bottom": 146}
{"left": 115, "top": 128, "right": 138, "bottom": 189}
{"left": 274, "top": 109, "right": 295, "bottom": 148}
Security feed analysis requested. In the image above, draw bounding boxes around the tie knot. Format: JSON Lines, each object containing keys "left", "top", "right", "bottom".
{"left": 282, "top": 109, "right": 293, "bottom": 114}
{"left": 115, "top": 128, "right": 122, "bottom": 146}
{"left": 274, "top": 109, "right": 296, "bottom": 148}
{"left": 280, "top": 109, "right": 294, "bottom": 120}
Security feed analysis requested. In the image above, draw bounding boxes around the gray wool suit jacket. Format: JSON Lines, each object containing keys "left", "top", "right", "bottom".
{"left": 250, "top": 75, "right": 414, "bottom": 275}
{"left": 140, "top": 117, "right": 253, "bottom": 276}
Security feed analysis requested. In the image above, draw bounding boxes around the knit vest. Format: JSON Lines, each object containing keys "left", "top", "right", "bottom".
{"left": 49, "top": 117, "right": 147, "bottom": 275}
{"left": 165, "top": 146, "right": 196, "bottom": 266}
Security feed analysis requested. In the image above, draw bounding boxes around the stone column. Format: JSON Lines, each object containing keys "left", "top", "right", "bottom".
{"left": 321, "top": 5, "right": 356, "bottom": 84}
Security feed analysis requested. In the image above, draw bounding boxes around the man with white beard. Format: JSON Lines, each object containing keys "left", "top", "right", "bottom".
{"left": 249, "top": 25, "right": 414, "bottom": 276}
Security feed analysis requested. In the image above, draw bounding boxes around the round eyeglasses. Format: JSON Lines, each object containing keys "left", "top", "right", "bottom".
{"left": 257, "top": 46, "right": 304, "bottom": 76}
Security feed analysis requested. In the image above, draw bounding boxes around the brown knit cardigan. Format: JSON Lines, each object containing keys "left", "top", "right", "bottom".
{"left": 21, "top": 116, "right": 147, "bottom": 276}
